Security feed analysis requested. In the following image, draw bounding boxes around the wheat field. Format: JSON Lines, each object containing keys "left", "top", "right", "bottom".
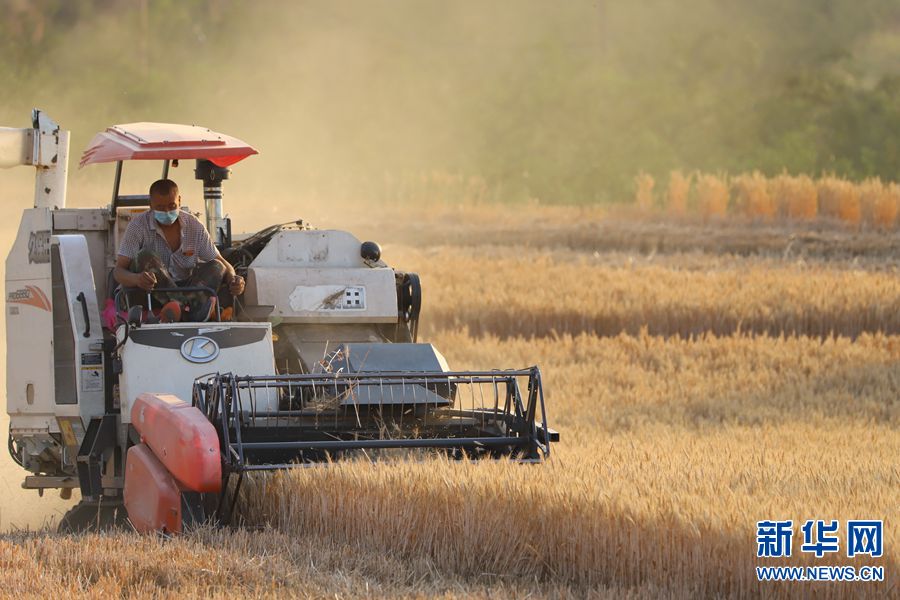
{"left": 641, "top": 171, "right": 900, "bottom": 228}
{"left": 1, "top": 205, "right": 897, "bottom": 598}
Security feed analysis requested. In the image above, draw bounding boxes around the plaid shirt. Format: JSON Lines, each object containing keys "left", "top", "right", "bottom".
{"left": 117, "top": 209, "right": 219, "bottom": 281}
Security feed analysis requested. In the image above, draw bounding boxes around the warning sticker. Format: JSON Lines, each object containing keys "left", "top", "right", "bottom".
{"left": 80, "top": 353, "right": 104, "bottom": 392}
{"left": 81, "top": 367, "right": 103, "bottom": 392}
{"left": 81, "top": 352, "right": 103, "bottom": 392}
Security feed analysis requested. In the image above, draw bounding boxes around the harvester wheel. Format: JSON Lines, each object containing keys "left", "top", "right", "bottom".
{"left": 57, "top": 498, "right": 129, "bottom": 533}
{"left": 397, "top": 272, "right": 421, "bottom": 341}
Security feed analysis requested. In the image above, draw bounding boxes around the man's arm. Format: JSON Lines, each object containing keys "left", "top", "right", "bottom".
{"left": 215, "top": 252, "right": 245, "bottom": 295}
{"left": 114, "top": 255, "right": 157, "bottom": 291}
{"left": 192, "top": 213, "right": 244, "bottom": 295}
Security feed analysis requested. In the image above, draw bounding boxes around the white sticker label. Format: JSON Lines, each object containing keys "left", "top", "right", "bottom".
{"left": 289, "top": 285, "right": 366, "bottom": 312}
{"left": 81, "top": 367, "right": 103, "bottom": 392}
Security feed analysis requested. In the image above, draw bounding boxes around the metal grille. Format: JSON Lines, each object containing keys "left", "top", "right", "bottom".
{"left": 193, "top": 368, "right": 554, "bottom": 467}
{"left": 192, "top": 368, "right": 557, "bottom": 523}
{"left": 51, "top": 245, "right": 77, "bottom": 405}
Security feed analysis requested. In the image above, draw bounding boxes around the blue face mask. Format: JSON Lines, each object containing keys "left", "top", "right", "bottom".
{"left": 153, "top": 209, "right": 179, "bottom": 226}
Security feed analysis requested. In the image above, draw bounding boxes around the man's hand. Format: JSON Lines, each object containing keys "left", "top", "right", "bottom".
{"left": 228, "top": 274, "right": 245, "bottom": 296}
{"left": 135, "top": 271, "right": 157, "bottom": 291}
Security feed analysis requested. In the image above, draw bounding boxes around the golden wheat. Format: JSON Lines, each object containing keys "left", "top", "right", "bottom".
{"left": 695, "top": 173, "right": 729, "bottom": 220}
{"left": 859, "top": 178, "right": 900, "bottom": 229}
{"left": 234, "top": 330, "right": 898, "bottom": 597}
{"left": 0, "top": 527, "right": 596, "bottom": 598}
{"left": 634, "top": 173, "right": 656, "bottom": 212}
{"left": 8, "top": 325, "right": 898, "bottom": 598}
{"left": 392, "top": 245, "right": 900, "bottom": 339}
{"left": 770, "top": 173, "right": 817, "bottom": 220}
{"left": 666, "top": 171, "right": 690, "bottom": 216}
{"left": 733, "top": 171, "right": 775, "bottom": 220}
{"left": 634, "top": 172, "right": 900, "bottom": 229}
{"left": 6, "top": 207, "right": 897, "bottom": 599}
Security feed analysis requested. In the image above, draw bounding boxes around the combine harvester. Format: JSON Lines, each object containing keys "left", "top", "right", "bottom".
{"left": 0, "top": 110, "right": 558, "bottom": 532}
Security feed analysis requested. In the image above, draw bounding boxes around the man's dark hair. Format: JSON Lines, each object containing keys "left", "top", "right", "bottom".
{"left": 149, "top": 179, "right": 179, "bottom": 197}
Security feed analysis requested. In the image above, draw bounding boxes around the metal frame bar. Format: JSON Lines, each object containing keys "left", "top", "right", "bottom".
{"left": 111, "top": 160, "right": 123, "bottom": 208}
{"left": 193, "top": 367, "right": 557, "bottom": 524}
{"left": 194, "top": 368, "right": 552, "bottom": 460}
{"left": 231, "top": 436, "right": 529, "bottom": 451}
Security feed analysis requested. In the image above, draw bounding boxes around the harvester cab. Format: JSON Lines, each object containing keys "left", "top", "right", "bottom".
{"left": 1, "top": 110, "right": 558, "bottom": 533}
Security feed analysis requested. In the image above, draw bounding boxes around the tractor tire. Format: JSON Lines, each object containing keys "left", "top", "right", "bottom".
{"left": 57, "top": 498, "right": 129, "bottom": 533}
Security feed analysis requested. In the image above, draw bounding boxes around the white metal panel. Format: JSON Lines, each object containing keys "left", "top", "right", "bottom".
{"left": 252, "top": 230, "right": 369, "bottom": 268}
{"left": 6, "top": 209, "right": 54, "bottom": 425}
{"left": 247, "top": 266, "right": 397, "bottom": 323}
{"left": 53, "top": 235, "right": 106, "bottom": 422}
{"left": 53, "top": 208, "right": 108, "bottom": 232}
{"left": 5, "top": 208, "right": 52, "bottom": 280}
{"left": 9, "top": 416, "right": 59, "bottom": 432}
{"left": 52, "top": 209, "right": 114, "bottom": 302}
{"left": 32, "top": 112, "right": 68, "bottom": 210}
{"left": 118, "top": 322, "right": 276, "bottom": 423}
{"left": 244, "top": 229, "right": 397, "bottom": 323}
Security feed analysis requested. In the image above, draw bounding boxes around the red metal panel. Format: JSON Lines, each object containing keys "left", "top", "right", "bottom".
{"left": 124, "top": 443, "right": 182, "bottom": 534}
{"left": 79, "top": 122, "right": 257, "bottom": 167}
{"left": 131, "top": 393, "right": 222, "bottom": 493}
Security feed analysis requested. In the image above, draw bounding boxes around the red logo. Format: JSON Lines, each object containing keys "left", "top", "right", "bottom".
{"left": 7, "top": 285, "right": 51, "bottom": 312}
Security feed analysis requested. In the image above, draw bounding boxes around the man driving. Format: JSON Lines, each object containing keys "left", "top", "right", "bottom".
{"left": 113, "top": 178, "right": 245, "bottom": 322}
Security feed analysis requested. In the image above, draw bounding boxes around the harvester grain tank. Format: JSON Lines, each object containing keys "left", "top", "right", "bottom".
{"left": 0, "top": 110, "right": 558, "bottom": 532}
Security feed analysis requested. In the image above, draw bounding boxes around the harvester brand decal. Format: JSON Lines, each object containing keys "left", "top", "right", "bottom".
{"left": 180, "top": 336, "right": 220, "bottom": 363}
{"left": 7, "top": 285, "right": 51, "bottom": 312}
{"left": 130, "top": 327, "right": 267, "bottom": 349}
{"left": 27, "top": 230, "right": 51, "bottom": 264}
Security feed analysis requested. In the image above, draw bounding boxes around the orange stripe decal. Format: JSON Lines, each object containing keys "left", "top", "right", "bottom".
{"left": 29, "top": 285, "right": 52, "bottom": 311}
{"left": 7, "top": 285, "right": 51, "bottom": 312}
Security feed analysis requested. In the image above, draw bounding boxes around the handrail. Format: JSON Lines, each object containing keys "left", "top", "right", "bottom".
{"left": 75, "top": 292, "right": 91, "bottom": 338}
{"left": 226, "top": 368, "right": 538, "bottom": 382}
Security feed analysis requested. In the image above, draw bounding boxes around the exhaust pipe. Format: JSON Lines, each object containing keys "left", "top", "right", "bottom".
{"left": 195, "top": 159, "right": 230, "bottom": 248}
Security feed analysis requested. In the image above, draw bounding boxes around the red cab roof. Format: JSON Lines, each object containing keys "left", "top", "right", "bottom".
{"left": 79, "top": 122, "right": 258, "bottom": 168}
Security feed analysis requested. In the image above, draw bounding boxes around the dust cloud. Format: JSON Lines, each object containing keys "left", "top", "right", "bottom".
{"left": 0, "top": 420, "right": 73, "bottom": 531}
{"left": 1, "top": 1, "right": 623, "bottom": 221}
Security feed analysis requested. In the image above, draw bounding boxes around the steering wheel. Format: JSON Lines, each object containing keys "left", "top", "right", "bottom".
{"left": 114, "top": 285, "right": 220, "bottom": 325}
